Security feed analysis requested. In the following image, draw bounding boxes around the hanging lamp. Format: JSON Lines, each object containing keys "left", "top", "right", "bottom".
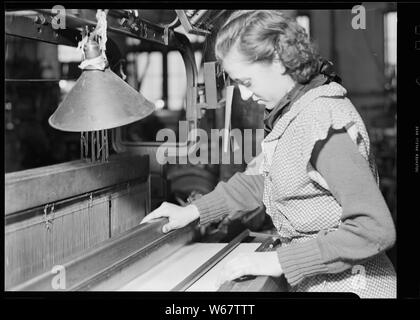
{"left": 49, "top": 10, "right": 155, "bottom": 132}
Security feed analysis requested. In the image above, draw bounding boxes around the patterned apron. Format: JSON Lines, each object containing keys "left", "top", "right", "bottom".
{"left": 259, "top": 82, "right": 396, "bottom": 298}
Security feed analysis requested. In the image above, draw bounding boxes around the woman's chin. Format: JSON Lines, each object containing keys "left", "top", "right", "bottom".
{"left": 258, "top": 101, "right": 276, "bottom": 109}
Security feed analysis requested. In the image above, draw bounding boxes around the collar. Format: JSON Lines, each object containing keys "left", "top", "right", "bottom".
{"left": 263, "top": 59, "right": 341, "bottom": 136}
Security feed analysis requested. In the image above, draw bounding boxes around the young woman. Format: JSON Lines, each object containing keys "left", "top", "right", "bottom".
{"left": 142, "top": 10, "right": 396, "bottom": 298}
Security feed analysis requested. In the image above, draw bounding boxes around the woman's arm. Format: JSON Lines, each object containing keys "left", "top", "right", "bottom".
{"left": 141, "top": 155, "right": 264, "bottom": 233}
{"left": 192, "top": 155, "right": 265, "bottom": 226}
{"left": 276, "top": 130, "right": 396, "bottom": 286}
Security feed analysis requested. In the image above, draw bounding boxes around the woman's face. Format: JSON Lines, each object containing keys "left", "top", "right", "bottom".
{"left": 222, "top": 45, "right": 296, "bottom": 109}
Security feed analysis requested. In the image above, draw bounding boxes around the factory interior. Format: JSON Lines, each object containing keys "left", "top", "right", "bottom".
{"left": 5, "top": 5, "right": 397, "bottom": 292}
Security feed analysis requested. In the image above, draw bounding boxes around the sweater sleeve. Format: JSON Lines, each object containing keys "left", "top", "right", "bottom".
{"left": 191, "top": 154, "right": 265, "bottom": 226}
{"left": 276, "top": 130, "right": 396, "bottom": 286}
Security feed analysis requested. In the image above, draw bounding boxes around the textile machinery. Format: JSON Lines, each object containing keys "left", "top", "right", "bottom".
{"left": 4, "top": 8, "right": 287, "bottom": 292}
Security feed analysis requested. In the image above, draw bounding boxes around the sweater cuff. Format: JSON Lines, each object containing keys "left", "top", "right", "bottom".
{"left": 276, "top": 239, "right": 329, "bottom": 287}
{"left": 191, "top": 190, "right": 231, "bottom": 226}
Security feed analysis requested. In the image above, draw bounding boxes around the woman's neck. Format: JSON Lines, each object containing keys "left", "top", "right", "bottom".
{"left": 283, "top": 76, "right": 298, "bottom": 97}
{"left": 266, "top": 76, "right": 297, "bottom": 110}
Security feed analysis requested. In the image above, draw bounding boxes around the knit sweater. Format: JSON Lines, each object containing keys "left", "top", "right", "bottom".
{"left": 192, "top": 85, "right": 396, "bottom": 289}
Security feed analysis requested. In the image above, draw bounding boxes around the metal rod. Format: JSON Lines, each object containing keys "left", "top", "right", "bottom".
{"left": 85, "top": 132, "right": 89, "bottom": 159}
{"left": 103, "top": 130, "right": 107, "bottom": 162}
{"left": 81, "top": 131, "right": 89, "bottom": 160}
{"left": 91, "top": 131, "right": 95, "bottom": 162}
{"left": 96, "top": 131, "right": 100, "bottom": 161}
{"left": 80, "top": 132, "right": 84, "bottom": 160}
{"left": 104, "top": 130, "right": 109, "bottom": 161}
{"left": 98, "top": 130, "right": 103, "bottom": 162}
{"left": 190, "top": 10, "right": 208, "bottom": 25}
{"left": 171, "top": 229, "right": 250, "bottom": 291}
{"left": 5, "top": 79, "right": 69, "bottom": 82}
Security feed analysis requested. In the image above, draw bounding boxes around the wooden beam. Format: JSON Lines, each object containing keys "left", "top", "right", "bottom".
{"left": 5, "top": 154, "right": 149, "bottom": 215}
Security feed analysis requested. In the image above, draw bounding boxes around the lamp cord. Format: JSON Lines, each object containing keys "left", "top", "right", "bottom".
{"left": 77, "top": 9, "right": 109, "bottom": 71}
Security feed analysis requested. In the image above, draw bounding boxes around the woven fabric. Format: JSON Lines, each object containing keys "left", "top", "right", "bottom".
{"left": 260, "top": 82, "right": 396, "bottom": 298}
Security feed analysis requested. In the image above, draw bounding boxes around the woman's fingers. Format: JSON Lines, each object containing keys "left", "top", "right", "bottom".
{"left": 140, "top": 202, "right": 198, "bottom": 232}
{"left": 162, "top": 221, "right": 176, "bottom": 233}
{"left": 140, "top": 211, "right": 162, "bottom": 224}
{"left": 140, "top": 202, "right": 170, "bottom": 224}
{"left": 216, "top": 255, "right": 251, "bottom": 288}
{"left": 216, "top": 266, "right": 248, "bottom": 288}
{"left": 216, "top": 252, "right": 284, "bottom": 288}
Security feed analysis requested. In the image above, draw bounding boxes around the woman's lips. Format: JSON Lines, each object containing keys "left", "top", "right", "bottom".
{"left": 251, "top": 95, "right": 274, "bottom": 108}
{"left": 252, "top": 95, "right": 266, "bottom": 104}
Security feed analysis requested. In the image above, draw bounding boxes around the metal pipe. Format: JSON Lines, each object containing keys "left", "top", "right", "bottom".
{"left": 91, "top": 131, "right": 95, "bottom": 162}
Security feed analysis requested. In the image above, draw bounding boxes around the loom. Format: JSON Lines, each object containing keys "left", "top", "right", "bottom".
{"left": 5, "top": 156, "right": 286, "bottom": 291}
{"left": 5, "top": 8, "right": 288, "bottom": 292}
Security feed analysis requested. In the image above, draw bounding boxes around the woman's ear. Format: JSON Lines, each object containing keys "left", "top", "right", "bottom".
{"left": 272, "top": 50, "right": 286, "bottom": 74}
{"left": 272, "top": 58, "right": 286, "bottom": 74}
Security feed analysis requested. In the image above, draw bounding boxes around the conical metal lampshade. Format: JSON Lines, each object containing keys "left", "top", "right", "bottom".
{"left": 49, "top": 68, "right": 155, "bottom": 132}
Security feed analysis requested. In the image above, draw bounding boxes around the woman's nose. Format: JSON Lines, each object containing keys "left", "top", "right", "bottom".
{"left": 238, "top": 85, "right": 253, "bottom": 101}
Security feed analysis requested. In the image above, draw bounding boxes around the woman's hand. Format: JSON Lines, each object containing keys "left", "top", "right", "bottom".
{"left": 140, "top": 202, "right": 200, "bottom": 233}
{"left": 216, "top": 252, "right": 283, "bottom": 288}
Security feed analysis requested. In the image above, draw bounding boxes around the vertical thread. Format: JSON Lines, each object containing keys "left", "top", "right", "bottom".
{"left": 108, "top": 195, "right": 112, "bottom": 238}
{"left": 102, "top": 130, "right": 106, "bottom": 162}
{"left": 104, "top": 130, "right": 109, "bottom": 161}
{"left": 96, "top": 130, "right": 100, "bottom": 161}
{"left": 80, "top": 132, "right": 84, "bottom": 160}
{"left": 91, "top": 131, "right": 95, "bottom": 162}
